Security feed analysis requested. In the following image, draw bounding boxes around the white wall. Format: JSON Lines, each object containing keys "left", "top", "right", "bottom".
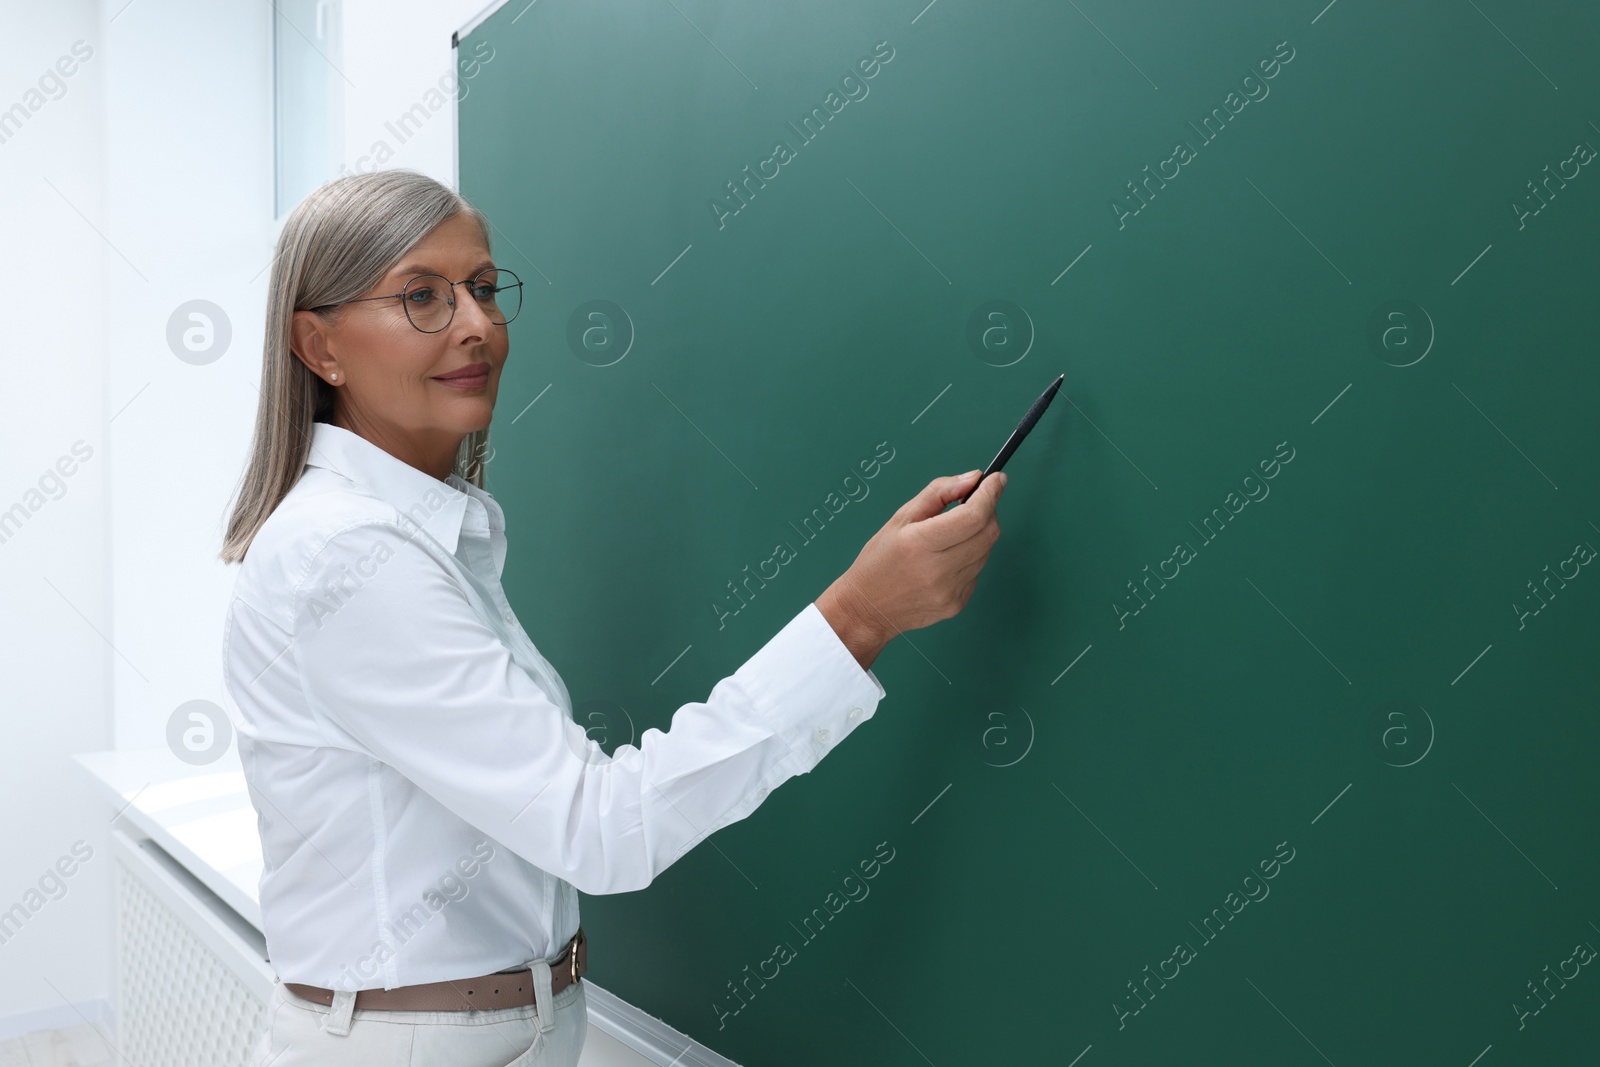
{"left": 108, "top": 0, "right": 490, "bottom": 755}
{"left": 104, "top": 0, "right": 275, "bottom": 751}
{"left": 3, "top": 2, "right": 656, "bottom": 1060}
{"left": 339, "top": 0, "right": 489, "bottom": 188}
{"left": 0, "top": 0, "right": 114, "bottom": 1036}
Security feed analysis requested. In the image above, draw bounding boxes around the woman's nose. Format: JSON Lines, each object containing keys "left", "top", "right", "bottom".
{"left": 449, "top": 280, "right": 495, "bottom": 333}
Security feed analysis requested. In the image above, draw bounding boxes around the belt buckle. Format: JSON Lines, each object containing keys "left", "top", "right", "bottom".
{"left": 568, "top": 927, "right": 584, "bottom": 985}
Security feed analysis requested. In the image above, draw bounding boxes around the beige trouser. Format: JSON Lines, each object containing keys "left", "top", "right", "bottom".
{"left": 249, "top": 962, "right": 588, "bottom": 1067}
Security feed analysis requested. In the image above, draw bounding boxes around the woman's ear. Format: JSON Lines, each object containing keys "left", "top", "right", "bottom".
{"left": 289, "top": 309, "right": 340, "bottom": 383}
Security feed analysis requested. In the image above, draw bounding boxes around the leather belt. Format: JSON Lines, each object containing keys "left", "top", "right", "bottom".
{"left": 284, "top": 926, "right": 586, "bottom": 1012}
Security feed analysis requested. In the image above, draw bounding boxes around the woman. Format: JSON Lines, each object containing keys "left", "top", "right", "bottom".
{"left": 222, "top": 169, "right": 1005, "bottom": 1067}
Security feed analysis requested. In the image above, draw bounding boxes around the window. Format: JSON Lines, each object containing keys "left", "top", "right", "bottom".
{"left": 273, "top": 0, "right": 343, "bottom": 218}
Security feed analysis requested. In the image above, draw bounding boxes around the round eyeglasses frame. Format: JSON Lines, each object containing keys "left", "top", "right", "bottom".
{"left": 309, "top": 267, "right": 524, "bottom": 334}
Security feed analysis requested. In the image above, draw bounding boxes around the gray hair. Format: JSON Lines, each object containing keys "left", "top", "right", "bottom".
{"left": 220, "top": 169, "right": 492, "bottom": 563}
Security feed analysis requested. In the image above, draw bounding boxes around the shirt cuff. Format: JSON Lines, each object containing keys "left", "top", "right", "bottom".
{"left": 732, "top": 601, "right": 886, "bottom": 776}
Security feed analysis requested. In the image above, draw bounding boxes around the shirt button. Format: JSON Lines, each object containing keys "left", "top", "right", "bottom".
{"left": 815, "top": 728, "right": 830, "bottom": 745}
{"left": 848, "top": 707, "right": 863, "bottom": 721}
{"left": 502, "top": 610, "right": 515, "bottom": 623}
{"left": 754, "top": 787, "right": 768, "bottom": 802}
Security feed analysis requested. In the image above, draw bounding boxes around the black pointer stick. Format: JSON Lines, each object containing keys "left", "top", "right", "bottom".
{"left": 957, "top": 373, "right": 1065, "bottom": 505}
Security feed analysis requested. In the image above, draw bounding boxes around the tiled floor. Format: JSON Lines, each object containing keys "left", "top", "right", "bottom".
{"left": 0, "top": 1024, "right": 117, "bottom": 1067}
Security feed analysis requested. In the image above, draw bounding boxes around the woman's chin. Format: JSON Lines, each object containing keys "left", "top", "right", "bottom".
{"left": 440, "top": 394, "right": 497, "bottom": 428}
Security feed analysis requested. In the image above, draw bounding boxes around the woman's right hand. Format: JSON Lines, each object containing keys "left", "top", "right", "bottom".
{"left": 815, "top": 469, "right": 1006, "bottom": 670}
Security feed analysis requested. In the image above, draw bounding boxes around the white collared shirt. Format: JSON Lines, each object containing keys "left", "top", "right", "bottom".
{"left": 220, "top": 421, "right": 885, "bottom": 991}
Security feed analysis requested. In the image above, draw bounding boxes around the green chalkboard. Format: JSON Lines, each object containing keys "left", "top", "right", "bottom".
{"left": 457, "top": 1, "right": 1600, "bottom": 1062}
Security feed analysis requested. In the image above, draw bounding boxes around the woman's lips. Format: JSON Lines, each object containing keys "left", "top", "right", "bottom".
{"left": 432, "top": 363, "right": 491, "bottom": 389}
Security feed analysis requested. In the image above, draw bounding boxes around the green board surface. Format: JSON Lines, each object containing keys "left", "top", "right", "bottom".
{"left": 457, "top": 2, "right": 1600, "bottom": 1062}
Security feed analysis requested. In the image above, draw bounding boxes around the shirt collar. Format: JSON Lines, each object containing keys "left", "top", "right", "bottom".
{"left": 304, "top": 421, "right": 504, "bottom": 559}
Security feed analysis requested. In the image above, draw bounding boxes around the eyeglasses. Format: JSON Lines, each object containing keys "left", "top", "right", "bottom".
{"left": 310, "top": 268, "right": 523, "bottom": 334}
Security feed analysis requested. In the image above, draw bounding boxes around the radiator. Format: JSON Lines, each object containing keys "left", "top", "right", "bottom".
{"left": 107, "top": 826, "right": 737, "bottom": 1067}
{"left": 113, "top": 830, "right": 273, "bottom": 1067}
